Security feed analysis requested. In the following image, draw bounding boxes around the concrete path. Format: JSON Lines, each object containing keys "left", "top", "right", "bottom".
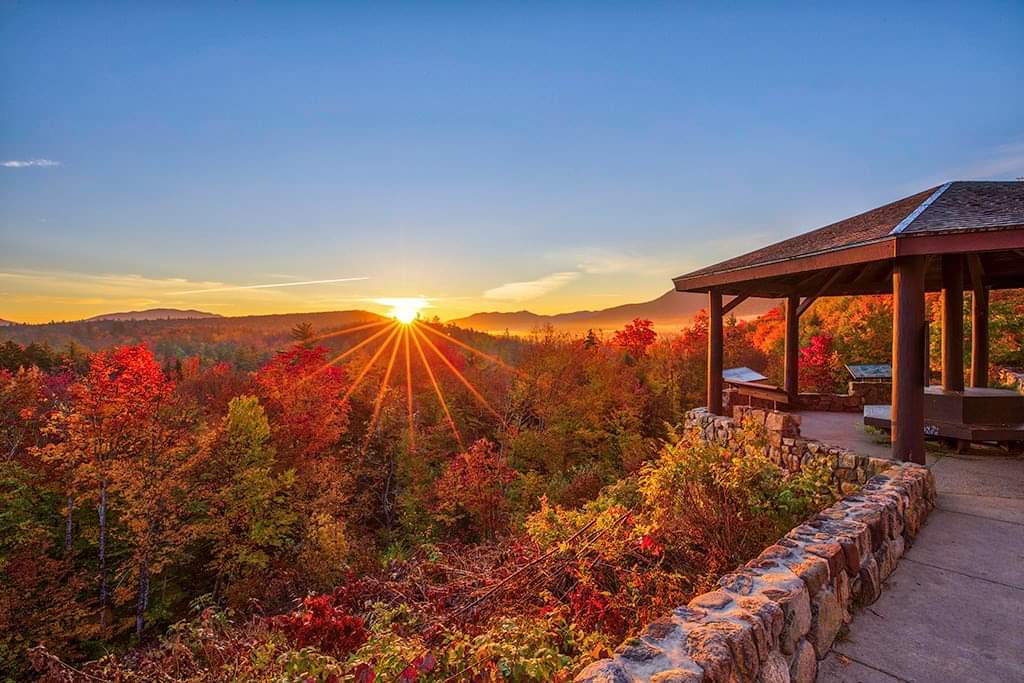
{"left": 818, "top": 448, "right": 1024, "bottom": 682}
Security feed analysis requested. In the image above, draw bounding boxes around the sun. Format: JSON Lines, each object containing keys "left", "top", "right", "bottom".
{"left": 392, "top": 305, "right": 418, "bottom": 324}
{"left": 375, "top": 297, "right": 429, "bottom": 325}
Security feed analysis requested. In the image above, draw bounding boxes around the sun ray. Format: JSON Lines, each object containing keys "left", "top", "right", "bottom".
{"left": 414, "top": 321, "right": 523, "bottom": 376}
{"left": 364, "top": 323, "right": 403, "bottom": 444}
{"left": 410, "top": 323, "right": 463, "bottom": 449}
{"left": 404, "top": 326, "right": 416, "bottom": 452}
{"left": 412, "top": 324, "right": 502, "bottom": 420}
{"left": 309, "top": 320, "right": 398, "bottom": 380}
{"left": 342, "top": 323, "right": 402, "bottom": 403}
{"left": 305, "top": 319, "right": 391, "bottom": 345}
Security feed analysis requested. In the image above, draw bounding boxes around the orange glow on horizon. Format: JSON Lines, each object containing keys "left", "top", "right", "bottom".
{"left": 375, "top": 297, "right": 430, "bottom": 325}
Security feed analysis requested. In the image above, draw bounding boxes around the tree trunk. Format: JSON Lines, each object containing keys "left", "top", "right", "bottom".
{"left": 136, "top": 555, "right": 150, "bottom": 637}
{"left": 98, "top": 477, "right": 108, "bottom": 631}
{"left": 64, "top": 495, "right": 74, "bottom": 553}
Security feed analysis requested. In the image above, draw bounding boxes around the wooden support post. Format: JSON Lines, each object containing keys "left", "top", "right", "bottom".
{"left": 923, "top": 318, "right": 931, "bottom": 387}
{"left": 708, "top": 291, "right": 724, "bottom": 415}
{"left": 893, "top": 256, "right": 927, "bottom": 464}
{"left": 968, "top": 256, "right": 989, "bottom": 388}
{"left": 784, "top": 295, "right": 799, "bottom": 402}
{"left": 941, "top": 255, "right": 964, "bottom": 392}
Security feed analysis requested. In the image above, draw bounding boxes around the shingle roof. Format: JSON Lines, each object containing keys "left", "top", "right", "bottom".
{"left": 903, "top": 181, "right": 1024, "bottom": 233}
{"left": 673, "top": 180, "right": 1024, "bottom": 295}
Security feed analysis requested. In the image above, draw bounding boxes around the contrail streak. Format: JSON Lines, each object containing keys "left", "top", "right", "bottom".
{"left": 173, "top": 276, "right": 368, "bottom": 295}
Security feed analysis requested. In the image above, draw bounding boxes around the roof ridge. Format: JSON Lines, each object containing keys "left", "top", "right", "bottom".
{"left": 888, "top": 182, "right": 952, "bottom": 235}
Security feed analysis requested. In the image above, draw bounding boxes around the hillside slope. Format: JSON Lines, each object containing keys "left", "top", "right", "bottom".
{"left": 85, "top": 308, "right": 223, "bottom": 322}
{"left": 449, "top": 290, "right": 776, "bottom": 334}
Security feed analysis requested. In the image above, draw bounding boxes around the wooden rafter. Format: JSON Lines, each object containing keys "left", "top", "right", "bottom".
{"left": 721, "top": 294, "right": 750, "bottom": 316}
{"left": 796, "top": 266, "right": 850, "bottom": 317}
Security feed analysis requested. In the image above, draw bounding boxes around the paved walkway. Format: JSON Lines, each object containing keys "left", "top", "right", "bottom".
{"left": 797, "top": 412, "right": 1024, "bottom": 682}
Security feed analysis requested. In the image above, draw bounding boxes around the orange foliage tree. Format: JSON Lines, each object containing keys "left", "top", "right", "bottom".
{"left": 612, "top": 318, "right": 657, "bottom": 359}
{"left": 39, "top": 345, "right": 172, "bottom": 633}
{"left": 254, "top": 346, "right": 349, "bottom": 466}
{"left": 434, "top": 439, "right": 517, "bottom": 540}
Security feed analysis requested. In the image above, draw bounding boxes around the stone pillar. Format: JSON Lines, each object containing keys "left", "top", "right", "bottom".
{"left": 941, "top": 254, "right": 964, "bottom": 392}
{"left": 971, "top": 286, "right": 989, "bottom": 388}
{"left": 708, "top": 291, "right": 724, "bottom": 415}
{"left": 892, "top": 256, "right": 927, "bottom": 464}
{"left": 785, "top": 294, "right": 800, "bottom": 402}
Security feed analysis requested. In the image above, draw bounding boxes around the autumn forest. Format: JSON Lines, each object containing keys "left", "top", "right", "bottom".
{"left": 2, "top": 292, "right": 1023, "bottom": 680}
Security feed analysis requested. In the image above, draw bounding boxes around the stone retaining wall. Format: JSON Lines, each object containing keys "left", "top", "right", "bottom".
{"left": 575, "top": 409, "right": 935, "bottom": 683}
{"left": 686, "top": 407, "right": 891, "bottom": 494}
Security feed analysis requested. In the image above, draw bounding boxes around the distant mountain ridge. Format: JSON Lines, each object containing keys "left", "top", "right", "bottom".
{"left": 0, "top": 309, "right": 388, "bottom": 362}
{"left": 0, "top": 319, "right": 16, "bottom": 327}
{"left": 448, "top": 290, "right": 775, "bottom": 334}
{"left": 85, "top": 308, "right": 223, "bottom": 322}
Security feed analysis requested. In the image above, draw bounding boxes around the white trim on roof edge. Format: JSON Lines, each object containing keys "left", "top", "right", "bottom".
{"left": 888, "top": 182, "right": 952, "bottom": 235}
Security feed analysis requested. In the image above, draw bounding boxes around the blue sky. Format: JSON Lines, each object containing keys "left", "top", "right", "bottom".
{"left": 2, "top": 1, "right": 1022, "bottom": 322}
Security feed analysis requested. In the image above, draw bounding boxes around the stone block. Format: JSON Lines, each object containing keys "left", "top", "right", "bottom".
{"left": 685, "top": 626, "right": 734, "bottom": 683}
{"left": 757, "top": 651, "right": 791, "bottom": 683}
{"left": 855, "top": 554, "right": 881, "bottom": 605}
{"left": 788, "top": 639, "right": 817, "bottom": 683}
{"left": 574, "top": 660, "right": 632, "bottom": 683}
{"left": 651, "top": 668, "right": 705, "bottom": 683}
{"left": 808, "top": 587, "right": 842, "bottom": 658}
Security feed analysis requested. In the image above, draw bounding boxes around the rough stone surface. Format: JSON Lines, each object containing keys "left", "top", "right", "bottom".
{"left": 808, "top": 588, "right": 843, "bottom": 657}
{"left": 575, "top": 660, "right": 633, "bottom": 683}
{"left": 788, "top": 639, "right": 817, "bottom": 683}
{"left": 757, "top": 651, "right": 791, "bottom": 683}
{"left": 650, "top": 669, "right": 704, "bottom": 683}
{"left": 573, "top": 408, "right": 934, "bottom": 683}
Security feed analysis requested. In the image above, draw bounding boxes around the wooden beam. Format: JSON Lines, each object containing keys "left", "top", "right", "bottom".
{"left": 968, "top": 255, "right": 988, "bottom": 388}
{"left": 850, "top": 260, "right": 890, "bottom": 288}
{"left": 675, "top": 227, "right": 1024, "bottom": 295}
{"left": 892, "top": 255, "right": 927, "bottom": 464}
{"left": 784, "top": 295, "right": 800, "bottom": 401}
{"left": 966, "top": 254, "right": 984, "bottom": 293}
{"left": 796, "top": 266, "right": 851, "bottom": 317}
{"left": 708, "top": 291, "right": 724, "bottom": 415}
{"left": 674, "top": 240, "right": 894, "bottom": 292}
{"left": 941, "top": 254, "right": 965, "bottom": 392}
{"left": 721, "top": 294, "right": 750, "bottom": 316}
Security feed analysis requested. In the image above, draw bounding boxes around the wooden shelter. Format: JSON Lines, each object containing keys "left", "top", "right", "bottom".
{"left": 673, "top": 181, "right": 1024, "bottom": 464}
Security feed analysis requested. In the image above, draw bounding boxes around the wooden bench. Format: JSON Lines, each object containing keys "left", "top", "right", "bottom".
{"left": 865, "top": 398, "right": 1024, "bottom": 454}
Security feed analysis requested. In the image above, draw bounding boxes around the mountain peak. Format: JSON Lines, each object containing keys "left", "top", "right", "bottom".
{"left": 84, "top": 308, "right": 222, "bottom": 322}
{"left": 447, "top": 290, "right": 774, "bottom": 335}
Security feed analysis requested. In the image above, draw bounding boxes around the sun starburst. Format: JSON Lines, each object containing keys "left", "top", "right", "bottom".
{"left": 375, "top": 297, "right": 429, "bottom": 324}
{"left": 312, "top": 312, "right": 516, "bottom": 452}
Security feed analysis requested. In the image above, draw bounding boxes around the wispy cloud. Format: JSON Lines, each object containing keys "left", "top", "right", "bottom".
{"left": 0, "top": 268, "right": 379, "bottom": 322}
{"left": 2, "top": 159, "right": 61, "bottom": 168}
{"left": 542, "top": 247, "right": 678, "bottom": 279}
{"left": 911, "top": 140, "right": 1024, "bottom": 190}
{"left": 583, "top": 249, "right": 648, "bottom": 274}
{"left": 484, "top": 271, "right": 580, "bottom": 302}
{"left": 173, "top": 276, "right": 368, "bottom": 295}
{"left": 962, "top": 140, "right": 1024, "bottom": 179}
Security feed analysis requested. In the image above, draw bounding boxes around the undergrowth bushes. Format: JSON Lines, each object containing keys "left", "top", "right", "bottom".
{"left": 37, "top": 426, "right": 836, "bottom": 682}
